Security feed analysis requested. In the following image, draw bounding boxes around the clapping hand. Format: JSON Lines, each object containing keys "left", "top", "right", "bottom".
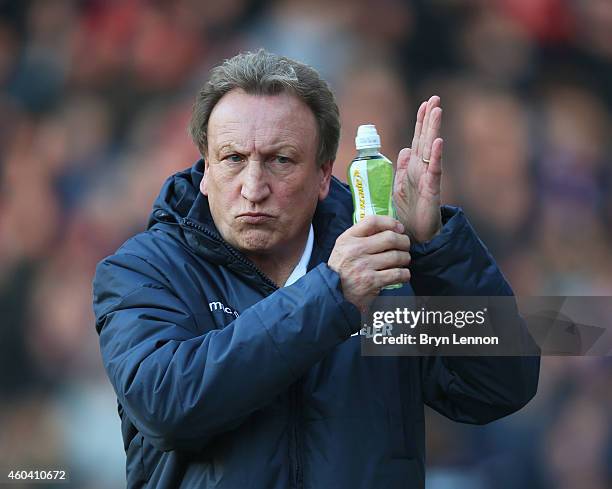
{"left": 393, "top": 95, "right": 443, "bottom": 244}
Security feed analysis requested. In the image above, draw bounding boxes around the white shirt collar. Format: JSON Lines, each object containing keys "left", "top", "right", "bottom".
{"left": 284, "top": 224, "right": 314, "bottom": 287}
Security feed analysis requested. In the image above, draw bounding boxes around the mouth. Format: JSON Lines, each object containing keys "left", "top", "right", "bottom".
{"left": 236, "top": 212, "right": 276, "bottom": 224}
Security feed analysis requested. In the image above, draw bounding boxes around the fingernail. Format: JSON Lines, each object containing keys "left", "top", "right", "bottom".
{"left": 396, "top": 222, "right": 404, "bottom": 233}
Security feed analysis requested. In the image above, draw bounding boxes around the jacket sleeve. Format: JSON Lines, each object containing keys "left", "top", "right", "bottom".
{"left": 93, "top": 251, "right": 360, "bottom": 452}
{"left": 411, "top": 206, "right": 541, "bottom": 424}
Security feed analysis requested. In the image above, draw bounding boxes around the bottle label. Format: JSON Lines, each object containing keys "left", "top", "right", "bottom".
{"left": 348, "top": 157, "right": 395, "bottom": 223}
{"left": 350, "top": 160, "right": 374, "bottom": 220}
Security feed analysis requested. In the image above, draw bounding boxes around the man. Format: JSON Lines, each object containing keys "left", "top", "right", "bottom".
{"left": 93, "top": 50, "right": 539, "bottom": 488}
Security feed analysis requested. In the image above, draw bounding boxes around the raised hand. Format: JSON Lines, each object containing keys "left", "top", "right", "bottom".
{"left": 393, "top": 95, "right": 443, "bottom": 244}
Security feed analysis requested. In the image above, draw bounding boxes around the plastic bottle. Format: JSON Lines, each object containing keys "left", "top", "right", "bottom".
{"left": 347, "top": 124, "right": 402, "bottom": 289}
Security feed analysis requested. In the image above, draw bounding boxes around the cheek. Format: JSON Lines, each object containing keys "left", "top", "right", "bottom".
{"left": 275, "top": 178, "right": 320, "bottom": 215}
{"left": 205, "top": 185, "right": 236, "bottom": 228}
{"left": 206, "top": 168, "right": 240, "bottom": 200}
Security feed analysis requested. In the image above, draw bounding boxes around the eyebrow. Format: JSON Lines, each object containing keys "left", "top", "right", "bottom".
{"left": 265, "top": 144, "right": 301, "bottom": 156}
{"left": 216, "top": 142, "right": 241, "bottom": 155}
{"left": 215, "top": 142, "right": 301, "bottom": 157}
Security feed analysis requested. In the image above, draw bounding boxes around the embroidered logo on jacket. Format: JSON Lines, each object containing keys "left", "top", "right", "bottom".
{"left": 208, "top": 301, "right": 240, "bottom": 318}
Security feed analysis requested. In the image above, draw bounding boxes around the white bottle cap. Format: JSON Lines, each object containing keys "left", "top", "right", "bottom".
{"left": 355, "top": 124, "right": 381, "bottom": 150}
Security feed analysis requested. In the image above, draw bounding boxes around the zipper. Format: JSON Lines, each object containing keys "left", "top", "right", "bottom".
{"left": 181, "top": 218, "right": 279, "bottom": 292}
{"left": 182, "top": 216, "right": 304, "bottom": 488}
{"left": 291, "top": 383, "right": 304, "bottom": 489}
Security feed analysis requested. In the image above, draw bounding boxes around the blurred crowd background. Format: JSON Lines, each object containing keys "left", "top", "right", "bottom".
{"left": 1, "top": 0, "right": 611, "bottom": 487}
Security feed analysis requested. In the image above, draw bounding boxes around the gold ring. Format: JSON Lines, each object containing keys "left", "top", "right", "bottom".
{"left": 422, "top": 157, "right": 430, "bottom": 164}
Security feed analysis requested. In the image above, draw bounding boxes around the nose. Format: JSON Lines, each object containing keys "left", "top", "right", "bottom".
{"left": 240, "top": 161, "right": 271, "bottom": 203}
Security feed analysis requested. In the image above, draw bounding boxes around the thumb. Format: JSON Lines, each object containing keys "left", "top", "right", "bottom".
{"left": 396, "top": 147, "right": 411, "bottom": 172}
{"left": 395, "top": 147, "right": 411, "bottom": 194}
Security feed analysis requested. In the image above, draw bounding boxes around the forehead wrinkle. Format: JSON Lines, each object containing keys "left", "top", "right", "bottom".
{"left": 209, "top": 119, "right": 255, "bottom": 154}
{"left": 208, "top": 91, "right": 318, "bottom": 157}
{"left": 214, "top": 124, "right": 308, "bottom": 157}
{"left": 253, "top": 127, "right": 306, "bottom": 154}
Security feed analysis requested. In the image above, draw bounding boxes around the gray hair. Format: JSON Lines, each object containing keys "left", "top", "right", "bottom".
{"left": 188, "top": 49, "right": 340, "bottom": 166}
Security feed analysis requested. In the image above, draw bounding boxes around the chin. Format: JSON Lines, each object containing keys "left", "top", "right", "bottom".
{"left": 235, "top": 230, "right": 276, "bottom": 254}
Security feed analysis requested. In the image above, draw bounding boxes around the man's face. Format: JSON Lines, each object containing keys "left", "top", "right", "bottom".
{"left": 201, "top": 89, "right": 332, "bottom": 261}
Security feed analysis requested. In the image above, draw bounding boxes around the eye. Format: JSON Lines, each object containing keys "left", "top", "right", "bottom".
{"left": 224, "top": 154, "right": 244, "bottom": 163}
{"left": 275, "top": 155, "right": 292, "bottom": 164}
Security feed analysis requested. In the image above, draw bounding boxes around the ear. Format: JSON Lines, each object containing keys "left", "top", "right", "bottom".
{"left": 200, "top": 156, "right": 209, "bottom": 196}
{"left": 318, "top": 160, "right": 334, "bottom": 201}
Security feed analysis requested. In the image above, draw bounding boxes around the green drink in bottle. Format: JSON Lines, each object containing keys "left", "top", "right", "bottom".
{"left": 347, "top": 124, "right": 402, "bottom": 289}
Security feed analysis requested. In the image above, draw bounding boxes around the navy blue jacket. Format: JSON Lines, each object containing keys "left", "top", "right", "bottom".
{"left": 93, "top": 159, "right": 539, "bottom": 488}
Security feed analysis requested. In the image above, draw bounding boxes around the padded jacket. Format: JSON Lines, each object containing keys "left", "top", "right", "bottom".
{"left": 92, "top": 159, "right": 540, "bottom": 488}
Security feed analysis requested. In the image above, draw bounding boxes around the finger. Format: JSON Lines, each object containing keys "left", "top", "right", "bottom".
{"left": 410, "top": 101, "right": 427, "bottom": 150}
{"left": 349, "top": 215, "right": 404, "bottom": 237}
{"left": 422, "top": 107, "right": 442, "bottom": 162}
{"left": 419, "top": 96, "right": 441, "bottom": 157}
{"left": 425, "top": 137, "right": 443, "bottom": 196}
{"left": 368, "top": 249, "right": 412, "bottom": 271}
{"left": 417, "top": 96, "right": 440, "bottom": 157}
{"left": 374, "top": 268, "right": 411, "bottom": 289}
{"left": 428, "top": 137, "right": 443, "bottom": 177}
{"left": 361, "top": 229, "right": 411, "bottom": 254}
